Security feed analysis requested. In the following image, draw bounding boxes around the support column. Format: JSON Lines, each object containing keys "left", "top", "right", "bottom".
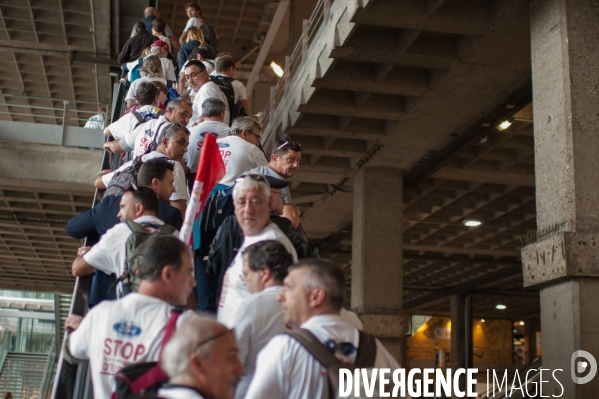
{"left": 523, "top": 0, "right": 599, "bottom": 396}
{"left": 450, "top": 294, "right": 472, "bottom": 398}
{"left": 351, "top": 167, "right": 404, "bottom": 361}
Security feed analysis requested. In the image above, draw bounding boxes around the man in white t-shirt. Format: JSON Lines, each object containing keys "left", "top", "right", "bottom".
{"left": 213, "top": 55, "right": 249, "bottom": 114}
{"left": 179, "top": 2, "right": 203, "bottom": 45}
{"left": 71, "top": 186, "right": 178, "bottom": 295}
{"left": 247, "top": 138, "right": 303, "bottom": 227}
{"left": 245, "top": 259, "right": 401, "bottom": 399}
{"left": 104, "top": 98, "right": 192, "bottom": 155}
{"left": 233, "top": 240, "right": 294, "bottom": 399}
{"left": 104, "top": 82, "right": 162, "bottom": 139}
{"left": 185, "top": 60, "right": 230, "bottom": 127}
{"left": 216, "top": 116, "right": 269, "bottom": 187}
{"left": 65, "top": 236, "right": 196, "bottom": 399}
{"left": 187, "top": 98, "right": 230, "bottom": 172}
{"left": 100, "top": 124, "right": 190, "bottom": 216}
{"left": 217, "top": 174, "right": 298, "bottom": 327}
{"left": 159, "top": 315, "right": 244, "bottom": 399}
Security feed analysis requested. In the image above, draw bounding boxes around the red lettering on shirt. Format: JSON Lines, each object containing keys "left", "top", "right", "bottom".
{"left": 134, "top": 344, "right": 146, "bottom": 361}
{"left": 104, "top": 338, "right": 112, "bottom": 355}
{"left": 220, "top": 150, "right": 231, "bottom": 158}
{"left": 113, "top": 339, "right": 123, "bottom": 354}
{"left": 122, "top": 342, "right": 133, "bottom": 359}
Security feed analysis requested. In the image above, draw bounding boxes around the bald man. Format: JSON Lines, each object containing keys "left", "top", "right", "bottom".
{"left": 132, "top": 7, "right": 179, "bottom": 54}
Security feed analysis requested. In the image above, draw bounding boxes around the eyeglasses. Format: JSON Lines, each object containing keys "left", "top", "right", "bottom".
{"left": 184, "top": 70, "right": 203, "bottom": 80}
{"left": 194, "top": 328, "right": 234, "bottom": 352}
{"left": 276, "top": 140, "right": 301, "bottom": 151}
{"left": 246, "top": 130, "right": 262, "bottom": 140}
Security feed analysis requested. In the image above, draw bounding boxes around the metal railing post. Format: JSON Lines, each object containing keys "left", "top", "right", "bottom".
{"left": 60, "top": 100, "right": 69, "bottom": 146}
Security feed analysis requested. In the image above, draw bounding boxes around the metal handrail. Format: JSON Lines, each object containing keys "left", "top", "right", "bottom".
{"left": 259, "top": 0, "right": 333, "bottom": 144}
{"left": 50, "top": 77, "right": 129, "bottom": 399}
{"left": 39, "top": 338, "right": 57, "bottom": 399}
{"left": 0, "top": 330, "right": 12, "bottom": 374}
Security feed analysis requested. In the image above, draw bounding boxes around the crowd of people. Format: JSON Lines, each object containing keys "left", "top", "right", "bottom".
{"left": 65, "top": 3, "right": 401, "bottom": 399}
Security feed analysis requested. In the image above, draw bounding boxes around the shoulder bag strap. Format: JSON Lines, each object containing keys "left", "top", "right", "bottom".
{"left": 285, "top": 328, "right": 340, "bottom": 368}
{"left": 354, "top": 330, "right": 377, "bottom": 368}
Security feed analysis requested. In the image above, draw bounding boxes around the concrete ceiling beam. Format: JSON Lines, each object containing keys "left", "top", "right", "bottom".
{"left": 403, "top": 244, "right": 519, "bottom": 258}
{"left": 313, "top": 77, "right": 427, "bottom": 97}
{"left": 287, "top": 127, "right": 384, "bottom": 141}
{"left": 298, "top": 104, "right": 403, "bottom": 120}
{"left": 431, "top": 168, "right": 535, "bottom": 187}
{"left": 331, "top": 47, "right": 454, "bottom": 69}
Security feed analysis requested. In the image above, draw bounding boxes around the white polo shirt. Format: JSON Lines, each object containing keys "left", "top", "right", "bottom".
{"left": 245, "top": 314, "right": 401, "bottom": 399}
{"left": 217, "top": 223, "right": 297, "bottom": 328}
{"left": 125, "top": 77, "right": 167, "bottom": 102}
{"left": 68, "top": 293, "right": 190, "bottom": 399}
{"left": 187, "top": 120, "right": 231, "bottom": 172}
{"left": 188, "top": 81, "right": 230, "bottom": 127}
{"left": 83, "top": 215, "right": 178, "bottom": 297}
{"left": 233, "top": 285, "right": 288, "bottom": 399}
{"left": 216, "top": 135, "right": 269, "bottom": 187}
{"left": 106, "top": 105, "right": 162, "bottom": 140}
{"left": 102, "top": 151, "right": 189, "bottom": 203}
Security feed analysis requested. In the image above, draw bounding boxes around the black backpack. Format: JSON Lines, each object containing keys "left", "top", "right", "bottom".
{"left": 132, "top": 108, "right": 164, "bottom": 130}
{"left": 208, "top": 75, "right": 247, "bottom": 125}
{"left": 104, "top": 122, "right": 169, "bottom": 197}
{"left": 201, "top": 23, "right": 219, "bottom": 52}
{"left": 285, "top": 328, "right": 377, "bottom": 399}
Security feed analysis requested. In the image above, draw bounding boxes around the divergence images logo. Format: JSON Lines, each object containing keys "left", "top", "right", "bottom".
{"left": 113, "top": 322, "right": 142, "bottom": 338}
{"left": 571, "top": 350, "right": 597, "bottom": 384}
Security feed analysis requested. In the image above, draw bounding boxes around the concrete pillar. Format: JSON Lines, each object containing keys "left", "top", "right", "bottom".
{"left": 523, "top": 0, "right": 599, "bottom": 396}
{"left": 450, "top": 294, "right": 472, "bottom": 398}
{"left": 351, "top": 167, "right": 404, "bottom": 361}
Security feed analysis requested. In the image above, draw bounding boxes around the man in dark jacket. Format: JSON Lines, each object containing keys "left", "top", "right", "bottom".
{"left": 66, "top": 159, "right": 183, "bottom": 305}
{"left": 118, "top": 22, "right": 157, "bottom": 64}
{"left": 204, "top": 176, "right": 318, "bottom": 313}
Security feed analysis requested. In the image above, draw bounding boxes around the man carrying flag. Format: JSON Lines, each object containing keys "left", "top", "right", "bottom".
{"left": 179, "top": 133, "right": 226, "bottom": 310}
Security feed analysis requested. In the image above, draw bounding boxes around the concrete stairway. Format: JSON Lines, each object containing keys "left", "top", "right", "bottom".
{"left": 0, "top": 352, "right": 48, "bottom": 399}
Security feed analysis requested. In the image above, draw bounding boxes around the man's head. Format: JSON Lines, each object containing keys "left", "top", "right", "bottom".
{"left": 202, "top": 98, "right": 226, "bottom": 122}
{"left": 99, "top": 106, "right": 107, "bottom": 113}
{"left": 117, "top": 186, "right": 159, "bottom": 222}
{"left": 152, "top": 17, "right": 166, "bottom": 34}
{"left": 196, "top": 47, "right": 212, "bottom": 61}
{"left": 138, "top": 236, "right": 196, "bottom": 306}
{"left": 184, "top": 60, "right": 208, "bottom": 92}
{"left": 199, "top": 44, "right": 215, "bottom": 60}
{"left": 138, "top": 159, "right": 175, "bottom": 202}
{"left": 144, "top": 6, "right": 157, "bottom": 17}
{"left": 135, "top": 81, "right": 160, "bottom": 107}
{"left": 134, "top": 22, "right": 147, "bottom": 34}
{"left": 165, "top": 98, "right": 192, "bottom": 126}
{"left": 270, "top": 139, "right": 302, "bottom": 179}
{"left": 161, "top": 315, "right": 242, "bottom": 399}
{"left": 278, "top": 259, "right": 345, "bottom": 327}
{"left": 185, "top": 2, "right": 202, "bottom": 18}
{"left": 159, "top": 124, "right": 190, "bottom": 162}
{"left": 215, "top": 56, "right": 236, "bottom": 77}
{"left": 151, "top": 40, "right": 169, "bottom": 58}
{"left": 233, "top": 174, "right": 271, "bottom": 237}
{"left": 230, "top": 116, "right": 262, "bottom": 146}
{"left": 242, "top": 240, "right": 293, "bottom": 294}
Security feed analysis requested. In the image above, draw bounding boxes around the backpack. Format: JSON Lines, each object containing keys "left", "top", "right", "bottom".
{"left": 112, "top": 308, "right": 182, "bottom": 399}
{"left": 104, "top": 121, "right": 168, "bottom": 197}
{"left": 208, "top": 75, "right": 247, "bottom": 125}
{"left": 122, "top": 58, "right": 144, "bottom": 83}
{"left": 285, "top": 328, "right": 377, "bottom": 399}
{"left": 120, "top": 220, "right": 178, "bottom": 295}
{"left": 201, "top": 23, "right": 219, "bottom": 52}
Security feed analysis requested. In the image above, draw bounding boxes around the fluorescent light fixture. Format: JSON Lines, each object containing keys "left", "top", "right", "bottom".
{"left": 463, "top": 219, "right": 482, "bottom": 227}
{"left": 497, "top": 117, "right": 515, "bottom": 131}
{"left": 495, "top": 304, "right": 507, "bottom": 310}
{"left": 270, "top": 61, "right": 284, "bottom": 77}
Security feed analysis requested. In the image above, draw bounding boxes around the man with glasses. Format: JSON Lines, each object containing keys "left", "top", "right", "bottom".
{"left": 159, "top": 314, "right": 243, "bottom": 399}
{"left": 247, "top": 138, "right": 303, "bottom": 227}
{"left": 217, "top": 174, "right": 297, "bottom": 327}
{"left": 184, "top": 60, "right": 229, "bottom": 127}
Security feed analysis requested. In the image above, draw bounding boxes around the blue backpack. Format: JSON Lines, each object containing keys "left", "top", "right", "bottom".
{"left": 122, "top": 58, "right": 144, "bottom": 83}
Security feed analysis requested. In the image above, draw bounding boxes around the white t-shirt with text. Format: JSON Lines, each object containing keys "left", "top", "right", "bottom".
{"left": 216, "top": 135, "right": 269, "bottom": 187}
{"left": 68, "top": 293, "right": 190, "bottom": 399}
{"left": 188, "top": 81, "right": 230, "bottom": 127}
{"left": 217, "top": 223, "right": 297, "bottom": 328}
{"left": 106, "top": 105, "right": 162, "bottom": 140}
{"left": 187, "top": 121, "right": 231, "bottom": 171}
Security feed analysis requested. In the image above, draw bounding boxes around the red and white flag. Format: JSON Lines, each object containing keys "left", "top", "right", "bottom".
{"left": 180, "top": 134, "right": 226, "bottom": 246}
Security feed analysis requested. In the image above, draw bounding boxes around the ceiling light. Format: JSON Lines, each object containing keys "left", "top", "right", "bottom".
{"left": 270, "top": 61, "right": 284, "bottom": 77}
{"left": 519, "top": 321, "right": 525, "bottom": 326}
{"left": 463, "top": 219, "right": 482, "bottom": 227}
{"left": 481, "top": 319, "right": 485, "bottom": 323}
{"left": 496, "top": 304, "right": 507, "bottom": 310}
{"left": 497, "top": 117, "right": 515, "bottom": 131}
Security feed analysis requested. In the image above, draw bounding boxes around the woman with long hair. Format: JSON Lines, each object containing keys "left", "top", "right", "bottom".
{"left": 178, "top": 27, "right": 204, "bottom": 72}
{"left": 125, "top": 54, "right": 167, "bottom": 110}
